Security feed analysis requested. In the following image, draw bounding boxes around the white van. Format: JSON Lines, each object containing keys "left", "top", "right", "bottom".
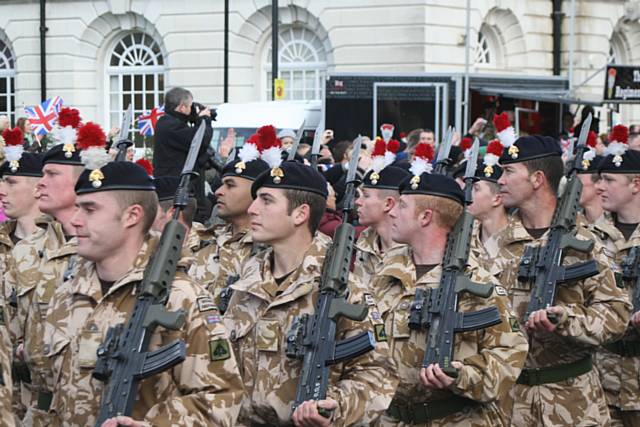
{"left": 210, "top": 100, "right": 321, "bottom": 150}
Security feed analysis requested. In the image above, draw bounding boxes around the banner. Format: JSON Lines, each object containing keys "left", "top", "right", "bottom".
{"left": 604, "top": 64, "right": 640, "bottom": 103}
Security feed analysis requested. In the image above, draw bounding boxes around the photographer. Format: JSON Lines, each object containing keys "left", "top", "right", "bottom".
{"left": 153, "top": 86, "right": 213, "bottom": 222}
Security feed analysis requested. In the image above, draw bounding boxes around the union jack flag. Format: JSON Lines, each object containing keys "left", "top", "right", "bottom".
{"left": 137, "top": 105, "right": 165, "bottom": 137}
{"left": 24, "top": 96, "right": 64, "bottom": 136}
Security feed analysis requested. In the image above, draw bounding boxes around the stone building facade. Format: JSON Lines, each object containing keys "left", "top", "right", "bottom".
{"left": 0, "top": 0, "right": 638, "bottom": 131}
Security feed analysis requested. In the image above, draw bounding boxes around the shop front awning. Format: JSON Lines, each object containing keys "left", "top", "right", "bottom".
{"left": 474, "top": 87, "right": 603, "bottom": 106}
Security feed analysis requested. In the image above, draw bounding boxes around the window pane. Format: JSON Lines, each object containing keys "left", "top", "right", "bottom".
{"left": 134, "top": 75, "right": 143, "bottom": 91}
{"left": 145, "top": 75, "right": 154, "bottom": 91}
{"left": 123, "top": 75, "right": 131, "bottom": 92}
{"left": 145, "top": 93, "right": 154, "bottom": 109}
{"left": 158, "top": 74, "right": 164, "bottom": 91}
{"left": 0, "top": 96, "right": 6, "bottom": 111}
{"left": 134, "top": 94, "right": 143, "bottom": 109}
{"left": 0, "top": 78, "right": 6, "bottom": 93}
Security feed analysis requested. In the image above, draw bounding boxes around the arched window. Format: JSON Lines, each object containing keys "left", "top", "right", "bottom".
{"left": 106, "top": 32, "right": 165, "bottom": 144}
{"left": 0, "top": 36, "right": 15, "bottom": 126}
{"left": 609, "top": 32, "right": 627, "bottom": 64}
{"left": 475, "top": 30, "right": 492, "bottom": 65}
{"left": 263, "top": 26, "right": 327, "bottom": 100}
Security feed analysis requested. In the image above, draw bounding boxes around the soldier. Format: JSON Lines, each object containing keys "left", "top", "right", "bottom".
{"left": 353, "top": 138, "right": 409, "bottom": 285}
{"left": 591, "top": 141, "right": 640, "bottom": 426}
{"left": 190, "top": 128, "right": 268, "bottom": 305}
{"left": 0, "top": 317, "right": 14, "bottom": 427}
{"left": 7, "top": 109, "right": 84, "bottom": 425}
{"left": 45, "top": 159, "right": 244, "bottom": 426}
{"left": 494, "top": 134, "right": 630, "bottom": 425}
{"left": 467, "top": 139, "right": 508, "bottom": 269}
{"left": 223, "top": 159, "right": 398, "bottom": 426}
{"left": 371, "top": 146, "right": 527, "bottom": 426}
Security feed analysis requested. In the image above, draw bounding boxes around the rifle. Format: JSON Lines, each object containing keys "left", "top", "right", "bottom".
{"left": 433, "top": 126, "right": 454, "bottom": 175}
{"left": 287, "top": 120, "right": 306, "bottom": 161}
{"left": 408, "top": 139, "right": 501, "bottom": 376}
{"left": 114, "top": 104, "right": 134, "bottom": 162}
{"left": 621, "top": 246, "right": 640, "bottom": 313}
{"left": 92, "top": 121, "right": 207, "bottom": 425}
{"left": 518, "top": 114, "right": 599, "bottom": 322}
{"left": 310, "top": 118, "right": 325, "bottom": 169}
{"left": 286, "top": 135, "right": 375, "bottom": 415}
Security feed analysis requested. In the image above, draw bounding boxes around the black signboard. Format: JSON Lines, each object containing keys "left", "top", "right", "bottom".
{"left": 604, "top": 64, "right": 640, "bottom": 103}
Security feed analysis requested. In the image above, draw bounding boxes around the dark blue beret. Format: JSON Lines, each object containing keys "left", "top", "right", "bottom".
{"left": 251, "top": 161, "right": 328, "bottom": 199}
{"left": 75, "top": 162, "right": 155, "bottom": 195}
{"left": 598, "top": 150, "right": 640, "bottom": 174}
{"left": 362, "top": 166, "right": 410, "bottom": 190}
{"left": 499, "top": 135, "right": 562, "bottom": 165}
{"left": 43, "top": 143, "right": 83, "bottom": 166}
{"left": 222, "top": 156, "right": 270, "bottom": 181}
{"left": 399, "top": 172, "right": 464, "bottom": 205}
{"left": 1, "top": 153, "right": 43, "bottom": 177}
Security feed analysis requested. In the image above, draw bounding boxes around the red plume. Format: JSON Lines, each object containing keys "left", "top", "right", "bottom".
{"left": 586, "top": 131, "right": 597, "bottom": 148}
{"left": 414, "top": 142, "right": 435, "bottom": 161}
{"left": 257, "top": 125, "right": 280, "bottom": 149}
{"left": 372, "top": 138, "right": 386, "bottom": 157}
{"left": 2, "top": 127, "right": 23, "bottom": 146}
{"left": 460, "top": 137, "right": 473, "bottom": 151}
{"left": 387, "top": 139, "right": 400, "bottom": 154}
{"left": 487, "top": 139, "right": 504, "bottom": 156}
{"left": 76, "top": 122, "right": 106, "bottom": 150}
{"left": 493, "top": 112, "right": 511, "bottom": 132}
{"left": 610, "top": 124, "right": 629, "bottom": 144}
{"left": 135, "top": 159, "right": 153, "bottom": 176}
{"left": 57, "top": 107, "right": 81, "bottom": 128}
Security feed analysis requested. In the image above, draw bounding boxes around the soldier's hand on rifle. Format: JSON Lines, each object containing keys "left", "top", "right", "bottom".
{"left": 292, "top": 398, "right": 337, "bottom": 427}
{"left": 100, "top": 416, "right": 144, "bottom": 427}
{"left": 525, "top": 306, "right": 565, "bottom": 333}
{"left": 631, "top": 311, "right": 640, "bottom": 329}
{"left": 420, "top": 362, "right": 462, "bottom": 389}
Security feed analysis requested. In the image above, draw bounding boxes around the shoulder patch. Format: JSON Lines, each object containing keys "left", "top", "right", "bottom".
{"left": 208, "top": 338, "right": 231, "bottom": 361}
{"left": 509, "top": 317, "right": 520, "bottom": 332}
{"left": 373, "top": 323, "right": 387, "bottom": 342}
{"left": 495, "top": 286, "right": 508, "bottom": 296}
{"left": 196, "top": 296, "right": 217, "bottom": 313}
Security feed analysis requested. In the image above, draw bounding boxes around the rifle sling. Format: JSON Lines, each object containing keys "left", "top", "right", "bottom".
{"left": 604, "top": 340, "right": 640, "bottom": 357}
{"left": 516, "top": 355, "right": 592, "bottom": 386}
{"left": 386, "top": 396, "right": 479, "bottom": 422}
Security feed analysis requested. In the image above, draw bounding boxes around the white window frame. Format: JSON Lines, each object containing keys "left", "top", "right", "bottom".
{"left": 474, "top": 24, "right": 503, "bottom": 70}
{"left": 0, "top": 36, "right": 15, "bottom": 126}
{"left": 104, "top": 32, "right": 166, "bottom": 144}
{"left": 262, "top": 26, "right": 327, "bottom": 101}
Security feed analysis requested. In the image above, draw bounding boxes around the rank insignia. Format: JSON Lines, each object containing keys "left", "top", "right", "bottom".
{"left": 197, "top": 296, "right": 217, "bottom": 313}
{"left": 206, "top": 314, "right": 221, "bottom": 324}
{"left": 364, "top": 293, "right": 375, "bottom": 306}
{"left": 374, "top": 324, "right": 387, "bottom": 342}
{"left": 208, "top": 339, "right": 231, "bottom": 361}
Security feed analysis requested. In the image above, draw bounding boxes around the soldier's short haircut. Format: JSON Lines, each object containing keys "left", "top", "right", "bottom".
{"left": 523, "top": 155, "right": 564, "bottom": 195}
{"left": 164, "top": 87, "right": 193, "bottom": 112}
{"left": 158, "top": 197, "right": 197, "bottom": 228}
{"left": 413, "top": 195, "right": 463, "bottom": 231}
{"left": 111, "top": 190, "right": 159, "bottom": 234}
{"left": 284, "top": 189, "right": 327, "bottom": 234}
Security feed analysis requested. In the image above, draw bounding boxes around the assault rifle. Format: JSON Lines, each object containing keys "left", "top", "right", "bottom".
{"left": 310, "top": 118, "right": 325, "bottom": 169}
{"left": 92, "top": 121, "right": 207, "bottom": 425}
{"left": 408, "top": 139, "right": 501, "bottom": 375}
{"left": 621, "top": 246, "right": 640, "bottom": 313}
{"left": 113, "top": 103, "right": 134, "bottom": 162}
{"left": 287, "top": 120, "right": 306, "bottom": 161}
{"left": 518, "top": 114, "right": 599, "bottom": 322}
{"left": 433, "top": 126, "right": 454, "bottom": 175}
{"left": 286, "top": 136, "right": 375, "bottom": 415}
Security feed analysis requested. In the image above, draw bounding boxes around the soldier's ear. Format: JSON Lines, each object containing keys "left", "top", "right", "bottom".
{"left": 122, "top": 204, "right": 145, "bottom": 230}
{"left": 418, "top": 208, "right": 434, "bottom": 228}
{"left": 291, "top": 203, "right": 310, "bottom": 228}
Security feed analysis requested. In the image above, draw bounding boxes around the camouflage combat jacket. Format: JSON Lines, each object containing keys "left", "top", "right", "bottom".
{"left": 190, "top": 223, "right": 261, "bottom": 304}
{"left": 492, "top": 214, "right": 629, "bottom": 369}
{"left": 590, "top": 214, "right": 640, "bottom": 411}
{"left": 352, "top": 226, "right": 405, "bottom": 286}
{"left": 370, "top": 245, "right": 528, "bottom": 426}
{"left": 223, "top": 234, "right": 399, "bottom": 426}
{"left": 44, "top": 236, "right": 245, "bottom": 427}
{"left": 469, "top": 220, "right": 506, "bottom": 278}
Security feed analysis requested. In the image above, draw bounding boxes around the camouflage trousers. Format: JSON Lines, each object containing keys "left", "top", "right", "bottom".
{"left": 372, "top": 402, "right": 506, "bottom": 427}
{"left": 608, "top": 406, "right": 640, "bottom": 427}
{"left": 510, "top": 369, "right": 610, "bottom": 426}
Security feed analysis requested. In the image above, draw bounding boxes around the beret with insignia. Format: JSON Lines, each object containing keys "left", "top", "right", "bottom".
{"left": 600, "top": 125, "right": 631, "bottom": 170}
{"left": 222, "top": 131, "right": 269, "bottom": 180}
{"left": 251, "top": 160, "right": 328, "bottom": 199}
{"left": 43, "top": 107, "right": 84, "bottom": 166}
{"left": 499, "top": 135, "right": 562, "bottom": 165}
{"left": 399, "top": 172, "right": 464, "bottom": 205}
{"left": 599, "top": 149, "right": 640, "bottom": 174}
{"left": 75, "top": 161, "right": 155, "bottom": 194}
{"left": 1, "top": 152, "right": 43, "bottom": 177}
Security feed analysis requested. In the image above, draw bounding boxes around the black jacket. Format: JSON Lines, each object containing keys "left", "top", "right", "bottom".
{"left": 153, "top": 109, "right": 213, "bottom": 222}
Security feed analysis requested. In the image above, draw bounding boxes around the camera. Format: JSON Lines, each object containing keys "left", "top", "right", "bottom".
{"left": 190, "top": 102, "right": 218, "bottom": 122}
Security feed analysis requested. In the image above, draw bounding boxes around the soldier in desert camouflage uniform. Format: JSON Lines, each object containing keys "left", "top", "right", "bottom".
{"left": 494, "top": 134, "right": 630, "bottom": 426}
{"left": 0, "top": 317, "right": 14, "bottom": 427}
{"left": 578, "top": 133, "right": 606, "bottom": 226}
{"left": 190, "top": 130, "right": 269, "bottom": 306}
{"left": 223, "top": 160, "right": 398, "bottom": 426}
{"left": 7, "top": 116, "right": 86, "bottom": 426}
{"left": 590, "top": 142, "right": 640, "bottom": 426}
{"left": 45, "top": 160, "right": 244, "bottom": 427}
{"left": 352, "top": 140, "right": 409, "bottom": 285}
{"left": 369, "top": 153, "right": 527, "bottom": 426}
